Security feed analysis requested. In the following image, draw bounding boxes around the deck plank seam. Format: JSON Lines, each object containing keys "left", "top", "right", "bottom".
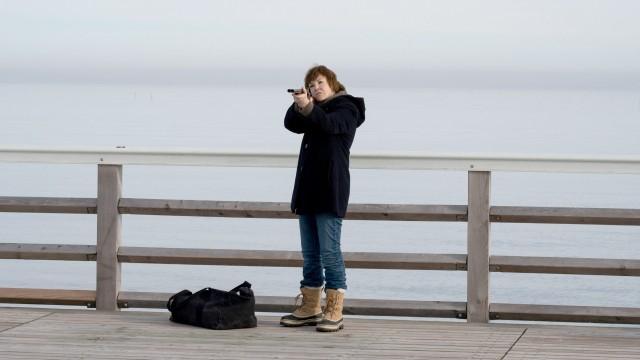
{"left": 499, "top": 327, "right": 528, "bottom": 360}
{"left": 0, "top": 311, "right": 55, "bottom": 335}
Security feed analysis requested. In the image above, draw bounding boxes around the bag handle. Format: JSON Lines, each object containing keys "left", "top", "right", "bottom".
{"left": 167, "top": 290, "right": 191, "bottom": 311}
{"left": 167, "top": 293, "right": 179, "bottom": 311}
{"left": 230, "top": 281, "right": 252, "bottom": 294}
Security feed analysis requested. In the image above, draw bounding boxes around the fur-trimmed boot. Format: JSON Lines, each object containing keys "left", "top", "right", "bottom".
{"left": 316, "top": 288, "right": 345, "bottom": 332}
{"left": 279, "top": 286, "right": 323, "bottom": 327}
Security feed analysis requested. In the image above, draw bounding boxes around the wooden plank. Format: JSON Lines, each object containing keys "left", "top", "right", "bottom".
{"left": 119, "top": 198, "right": 295, "bottom": 218}
{"left": 346, "top": 204, "right": 468, "bottom": 221}
{"left": 118, "top": 247, "right": 303, "bottom": 267}
{"left": 505, "top": 325, "right": 640, "bottom": 359}
{"left": 491, "top": 303, "right": 640, "bottom": 324}
{"left": 118, "top": 198, "right": 468, "bottom": 221}
{"left": 118, "top": 246, "right": 468, "bottom": 270}
{"left": 0, "top": 308, "right": 53, "bottom": 332}
{"left": 467, "top": 171, "right": 491, "bottom": 323}
{"left": 491, "top": 256, "right": 640, "bottom": 276}
{"left": 0, "top": 288, "right": 95, "bottom": 307}
{"left": 491, "top": 206, "right": 640, "bottom": 225}
{"left": 1, "top": 287, "right": 465, "bottom": 319}
{"left": 118, "top": 291, "right": 467, "bottom": 318}
{"left": 0, "top": 196, "right": 96, "bottom": 214}
{"left": 96, "top": 164, "right": 122, "bottom": 311}
{"left": 342, "top": 298, "right": 467, "bottom": 318}
{"left": 1, "top": 307, "right": 639, "bottom": 360}
{"left": 345, "top": 252, "right": 467, "bottom": 270}
{"left": 0, "top": 308, "right": 530, "bottom": 360}
{"left": 0, "top": 244, "right": 96, "bottom": 261}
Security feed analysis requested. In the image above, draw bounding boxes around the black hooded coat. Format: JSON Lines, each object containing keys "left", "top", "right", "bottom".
{"left": 284, "top": 94, "right": 366, "bottom": 218}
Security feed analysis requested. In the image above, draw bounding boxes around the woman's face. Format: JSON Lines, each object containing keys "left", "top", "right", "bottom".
{"left": 308, "top": 75, "right": 335, "bottom": 102}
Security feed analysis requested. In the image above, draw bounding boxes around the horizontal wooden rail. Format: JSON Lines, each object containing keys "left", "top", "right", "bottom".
{"left": 5, "top": 243, "right": 640, "bottom": 277}
{"left": 118, "top": 291, "right": 467, "bottom": 318}
{"left": 118, "top": 199, "right": 294, "bottom": 218}
{"left": 491, "top": 303, "right": 640, "bottom": 324}
{"left": 0, "top": 288, "right": 96, "bottom": 307}
{"left": 491, "top": 256, "right": 640, "bottom": 276}
{"left": 347, "top": 203, "right": 467, "bottom": 222}
{"left": 0, "top": 244, "right": 96, "bottom": 261}
{"left": 118, "top": 247, "right": 468, "bottom": 270}
{"left": 3, "top": 288, "right": 639, "bottom": 323}
{"left": 0, "top": 197, "right": 96, "bottom": 214}
{"left": 118, "top": 198, "right": 468, "bottom": 222}
{"left": 6, "top": 244, "right": 640, "bottom": 277}
{"left": 0, "top": 288, "right": 466, "bottom": 318}
{"left": 491, "top": 206, "right": 640, "bottom": 225}
{"left": 4, "top": 196, "right": 638, "bottom": 226}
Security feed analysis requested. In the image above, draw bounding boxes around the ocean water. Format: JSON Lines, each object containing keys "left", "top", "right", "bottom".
{"left": 1, "top": 83, "right": 639, "bottom": 308}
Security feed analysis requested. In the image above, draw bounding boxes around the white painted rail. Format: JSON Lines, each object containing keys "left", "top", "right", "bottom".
{"left": 1, "top": 146, "right": 640, "bottom": 173}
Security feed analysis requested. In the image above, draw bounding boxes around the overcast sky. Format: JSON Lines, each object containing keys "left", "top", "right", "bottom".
{"left": 1, "top": 0, "right": 639, "bottom": 86}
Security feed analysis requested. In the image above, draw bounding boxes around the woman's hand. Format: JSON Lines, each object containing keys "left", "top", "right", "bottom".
{"left": 293, "top": 88, "right": 312, "bottom": 109}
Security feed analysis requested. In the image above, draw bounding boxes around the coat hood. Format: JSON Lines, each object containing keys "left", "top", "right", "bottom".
{"left": 331, "top": 91, "right": 365, "bottom": 128}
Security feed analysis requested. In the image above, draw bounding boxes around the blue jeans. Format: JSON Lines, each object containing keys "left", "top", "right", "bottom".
{"left": 298, "top": 213, "right": 347, "bottom": 290}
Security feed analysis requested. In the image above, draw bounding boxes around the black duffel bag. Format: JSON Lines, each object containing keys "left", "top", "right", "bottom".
{"left": 167, "top": 281, "right": 257, "bottom": 330}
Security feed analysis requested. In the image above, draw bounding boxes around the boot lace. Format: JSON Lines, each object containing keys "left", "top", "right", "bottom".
{"left": 324, "top": 295, "right": 337, "bottom": 317}
{"left": 294, "top": 293, "right": 305, "bottom": 309}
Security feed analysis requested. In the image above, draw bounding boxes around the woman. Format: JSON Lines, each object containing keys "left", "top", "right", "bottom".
{"left": 279, "top": 65, "right": 365, "bottom": 332}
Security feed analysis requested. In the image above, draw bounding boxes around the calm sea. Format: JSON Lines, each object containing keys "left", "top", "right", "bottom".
{"left": 1, "top": 83, "right": 639, "bottom": 308}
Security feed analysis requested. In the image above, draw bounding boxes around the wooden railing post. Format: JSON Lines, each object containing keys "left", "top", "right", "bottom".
{"left": 467, "top": 171, "right": 491, "bottom": 322}
{"left": 96, "top": 164, "right": 122, "bottom": 311}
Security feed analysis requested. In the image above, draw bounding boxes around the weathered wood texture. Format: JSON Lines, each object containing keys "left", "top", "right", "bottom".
{"left": 0, "top": 307, "right": 514, "bottom": 360}
{"left": 348, "top": 203, "right": 468, "bottom": 221}
{"left": 491, "top": 255, "right": 640, "bottom": 276}
{"left": 467, "top": 171, "right": 491, "bottom": 323}
{"left": 96, "top": 165, "right": 122, "bottom": 311}
{"left": 2, "top": 307, "right": 639, "bottom": 360}
{"left": 504, "top": 325, "right": 640, "bottom": 360}
{"left": 0, "top": 308, "right": 51, "bottom": 332}
{"left": 0, "top": 244, "right": 96, "bottom": 261}
{"left": 0, "top": 196, "right": 96, "bottom": 214}
{"left": 3, "top": 195, "right": 638, "bottom": 225}
{"left": 0, "top": 288, "right": 95, "bottom": 307}
{"left": 3, "top": 195, "right": 639, "bottom": 225}
{"left": 491, "top": 206, "right": 640, "bottom": 225}
{"left": 118, "top": 198, "right": 468, "bottom": 221}
{"left": 118, "top": 247, "right": 468, "bottom": 270}
{"left": 491, "top": 303, "right": 640, "bottom": 324}
{"left": 6, "top": 243, "right": 640, "bottom": 276}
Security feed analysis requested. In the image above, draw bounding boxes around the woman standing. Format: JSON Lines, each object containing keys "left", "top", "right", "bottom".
{"left": 280, "top": 65, "right": 365, "bottom": 332}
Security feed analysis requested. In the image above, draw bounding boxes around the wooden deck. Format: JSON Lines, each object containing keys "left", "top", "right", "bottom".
{"left": 1, "top": 307, "right": 639, "bottom": 359}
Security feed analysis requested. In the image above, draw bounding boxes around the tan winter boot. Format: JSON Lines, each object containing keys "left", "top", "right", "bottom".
{"left": 280, "top": 286, "right": 323, "bottom": 327}
{"left": 316, "top": 288, "right": 345, "bottom": 332}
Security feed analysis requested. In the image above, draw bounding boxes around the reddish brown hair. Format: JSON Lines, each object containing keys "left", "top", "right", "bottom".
{"left": 304, "top": 65, "right": 346, "bottom": 92}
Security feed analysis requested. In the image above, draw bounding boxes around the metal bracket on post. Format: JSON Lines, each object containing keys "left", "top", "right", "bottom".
{"left": 96, "top": 164, "right": 122, "bottom": 311}
{"left": 467, "top": 171, "right": 491, "bottom": 323}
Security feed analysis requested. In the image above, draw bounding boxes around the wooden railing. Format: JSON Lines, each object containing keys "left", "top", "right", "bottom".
{"left": 1, "top": 147, "right": 640, "bottom": 324}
